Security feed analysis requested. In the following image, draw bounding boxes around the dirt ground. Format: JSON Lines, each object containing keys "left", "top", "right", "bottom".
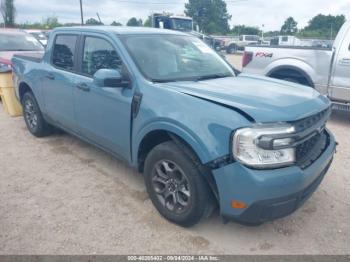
{"left": 0, "top": 55, "right": 350, "bottom": 255}
{"left": 225, "top": 53, "right": 243, "bottom": 71}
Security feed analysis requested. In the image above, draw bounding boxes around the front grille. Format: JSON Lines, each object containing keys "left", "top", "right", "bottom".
{"left": 289, "top": 106, "right": 332, "bottom": 169}
{"left": 293, "top": 107, "right": 331, "bottom": 133}
{"left": 296, "top": 131, "right": 329, "bottom": 169}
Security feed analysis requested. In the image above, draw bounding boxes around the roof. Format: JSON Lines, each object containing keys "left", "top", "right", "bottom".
{"left": 169, "top": 16, "right": 193, "bottom": 20}
{"left": 53, "top": 26, "right": 187, "bottom": 36}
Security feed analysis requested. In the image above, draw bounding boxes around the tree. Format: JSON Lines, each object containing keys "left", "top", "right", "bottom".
{"left": 111, "top": 21, "right": 122, "bottom": 26}
{"left": 185, "top": 0, "right": 231, "bottom": 34}
{"left": 303, "top": 14, "right": 345, "bottom": 39}
{"left": 231, "top": 25, "right": 260, "bottom": 36}
{"left": 127, "top": 17, "right": 142, "bottom": 27}
{"left": 281, "top": 17, "right": 298, "bottom": 35}
{"left": 0, "top": 0, "right": 16, "bottom": 27}
{"left": 86, "top": 18, "right": 103, "bottom": 25}
{"left": 143, "top": 16, "right": 152, "bottom": 27}
{"left": 42, "top": 16, "right": 61, "bottom": 29}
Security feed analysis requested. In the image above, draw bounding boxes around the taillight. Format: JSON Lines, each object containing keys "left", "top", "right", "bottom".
{"left": 242, "top": 51, "right": 253, "bottom": 68}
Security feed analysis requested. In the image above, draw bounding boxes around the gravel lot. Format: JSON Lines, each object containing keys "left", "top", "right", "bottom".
{"left": 0, "top": 55, "right": 349, "bottom": 255}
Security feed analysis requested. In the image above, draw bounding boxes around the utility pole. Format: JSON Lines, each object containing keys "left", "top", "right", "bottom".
{"left": 79, "top": 0, "right": 84, "bottom": 25}
{"left": 330, "top": 23, "right": 333, "bottom": 39}
{"left": 96, "top": 12, "right": 102, "bottom": 24}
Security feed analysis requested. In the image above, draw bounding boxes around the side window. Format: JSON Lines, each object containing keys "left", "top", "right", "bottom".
{"left": 52, "top": 35, "right": 77, "bottom": 70}
{"left": 82, "top": 36, "right": 122, "bottom": 76}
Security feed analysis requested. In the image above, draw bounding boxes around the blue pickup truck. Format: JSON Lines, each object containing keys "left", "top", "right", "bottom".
{"left": 12, "top": 26, "right": 336, "bottom": 227}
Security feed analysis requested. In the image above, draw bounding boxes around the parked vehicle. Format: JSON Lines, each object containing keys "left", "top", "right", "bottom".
{"left": 151, "top": 13, "right": 222, "bottom": 50}
{"left": 242, "top": 21, "right": 350, "bottom": 111}
{"left": 226, "top": 35, "right": 260, "bottom": 54}
{"left": 24, "top": 30, "right": 48, "bottom": 46}
{"left": 0, "top": 29, "right": 44, "bottom": 72}
{"left": 12, "top": 26, "right": 336, "bottom": 227}
{"left": 152, "top": 13, "right": 194, "bottom": 31}
{"left": 270, "top": 36, "right": 332, "bottom": 48}
{"left": 270, "top": 36, "right": 305, "bottom": 47}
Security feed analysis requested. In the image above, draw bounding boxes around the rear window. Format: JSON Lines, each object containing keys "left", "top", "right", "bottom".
{"left": 0, "top": 33, "right": 44, "bottom": 51}
{"left": 52, "top": 35, "right": 78, "bottom": 71}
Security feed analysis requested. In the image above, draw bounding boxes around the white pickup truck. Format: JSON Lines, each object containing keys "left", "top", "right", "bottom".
{"left": 242, "top": 21, "right": 350, "bottom": 111}
{"left": 226, "top": 35, "right": 260, "bottom": 54}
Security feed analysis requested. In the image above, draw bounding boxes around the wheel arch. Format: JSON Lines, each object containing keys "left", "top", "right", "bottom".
{"left": 267, "top": 65, "right": 315, "bottom": 87}
{"left": 136, "top": 128, "right": 219, "bottom": 200}
{"left": 18, "top": 81, "right": 33, "bottom": 103}
{"left": 135, "top": 126, "right": 209, "bottom": 173}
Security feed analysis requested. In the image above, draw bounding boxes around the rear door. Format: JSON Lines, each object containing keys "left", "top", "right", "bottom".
{"left": 42, "top": 33, "right": 79, "bottom": 131}
{"left": 73, "top": 34, "right": 134, "bottom": 161}
{"left": 330, "top": 27, "right": 350, "bottom": 102}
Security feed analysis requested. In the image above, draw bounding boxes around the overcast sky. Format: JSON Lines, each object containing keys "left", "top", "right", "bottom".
{"left": 10, "top": 0, "right": 350, "bottom": 31}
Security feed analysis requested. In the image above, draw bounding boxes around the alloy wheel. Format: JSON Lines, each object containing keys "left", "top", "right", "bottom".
{"left": 24, "top": 99, "right": 38, "bottom": 130}
{"left": 151, "top": 160, "right": 191, "bottom": 214}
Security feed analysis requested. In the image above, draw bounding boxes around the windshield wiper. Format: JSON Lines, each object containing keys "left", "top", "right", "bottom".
{"left": 151, "top": 74, "right": 232, "bottom": 83}
{"left": 195, "top": 74, "right": 232, "bottom": 81}
{"left": 152, "top": 77, "right": 197, "bottom": 83}
{"left": 152, "top": 79, "right": 181, "bottom": 83}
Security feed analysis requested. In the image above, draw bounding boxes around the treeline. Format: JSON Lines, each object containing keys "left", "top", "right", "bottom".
{"left": 0, "top": 0, "right": 347, "bottom": 39}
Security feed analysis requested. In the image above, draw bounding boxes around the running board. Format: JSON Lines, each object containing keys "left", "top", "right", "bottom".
{"left": 332, "top": 101, "right": 350, "bottom": 112}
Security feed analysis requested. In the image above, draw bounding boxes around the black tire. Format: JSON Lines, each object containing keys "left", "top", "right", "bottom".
{"left": 22, "top": 92, "right": 53, "bottom": 137}
{"left": 226, "top": 44, "right": 237, "bottom": 54}
{"left": 144, "top": 141, "right": 214, "bottom": 227}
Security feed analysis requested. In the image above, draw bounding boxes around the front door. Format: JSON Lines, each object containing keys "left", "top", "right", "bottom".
{"left": 330, "top": 27, "right": 350, "bottom": 102}
{"left": 74, "top": 35, "right": 133, "bottom": 161}
{"left": 42, "top": 33, "right": 79, "bottom": 131}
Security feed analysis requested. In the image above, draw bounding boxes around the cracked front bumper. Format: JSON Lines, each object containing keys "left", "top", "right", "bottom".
{"left": 212, "top": 130, "right": 336, "bottom": 225}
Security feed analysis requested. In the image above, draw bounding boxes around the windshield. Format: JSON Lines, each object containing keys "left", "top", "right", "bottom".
{"left": 122, "top": 35, "right": 234, "bottom": 82}
{"left": 172, "top": 18, "right": 193, "bottom": 31}
{"left": 0, "top": 33, "right": 44, "bottom": 51}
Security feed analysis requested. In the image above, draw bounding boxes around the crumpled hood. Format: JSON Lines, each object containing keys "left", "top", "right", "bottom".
{"left": 160, "top": 74, "right": 331, "bottom": 123}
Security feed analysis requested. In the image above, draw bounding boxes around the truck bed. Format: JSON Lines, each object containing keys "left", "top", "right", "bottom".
{"left": 243, "top": 45, "right": 333, "bottom": 93}
{"left": 13, "top": 52, "right": 44, "bottom": 63}
{"left": 249, "top": 45, "right": 332, "bottom": 51}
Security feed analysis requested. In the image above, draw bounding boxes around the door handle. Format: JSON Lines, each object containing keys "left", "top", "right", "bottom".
{"left": 76, "top": 83, "right": 90, "bottom": 92}
{"left": 45, "top": 73, "right": 55, "bottom": 80}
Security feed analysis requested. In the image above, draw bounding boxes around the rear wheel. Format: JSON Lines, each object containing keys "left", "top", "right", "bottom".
{"left": 226, "top": 44, "right": 238, "bottom": 54}
{"left": 22, "top": 92, "right": 53, "bottom": 137}
{"left": 144, "top": 141, "right": 214, "bottom": 227}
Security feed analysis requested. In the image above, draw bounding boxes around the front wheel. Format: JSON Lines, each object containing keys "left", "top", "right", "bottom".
{"left": 22, "top": 92, "right": 53, "bottom": 137}
{"left": 144, "top": 141, "right": 214, "bottom": 227}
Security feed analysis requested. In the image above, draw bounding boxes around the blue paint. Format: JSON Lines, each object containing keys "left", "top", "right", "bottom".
{"left": 12, "top": 26, "right": 336, "bottom": 223}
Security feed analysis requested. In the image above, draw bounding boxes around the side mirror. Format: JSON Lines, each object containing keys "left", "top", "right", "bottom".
{"left": 93, "top": 69, "right": 130, "bottom": 88}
